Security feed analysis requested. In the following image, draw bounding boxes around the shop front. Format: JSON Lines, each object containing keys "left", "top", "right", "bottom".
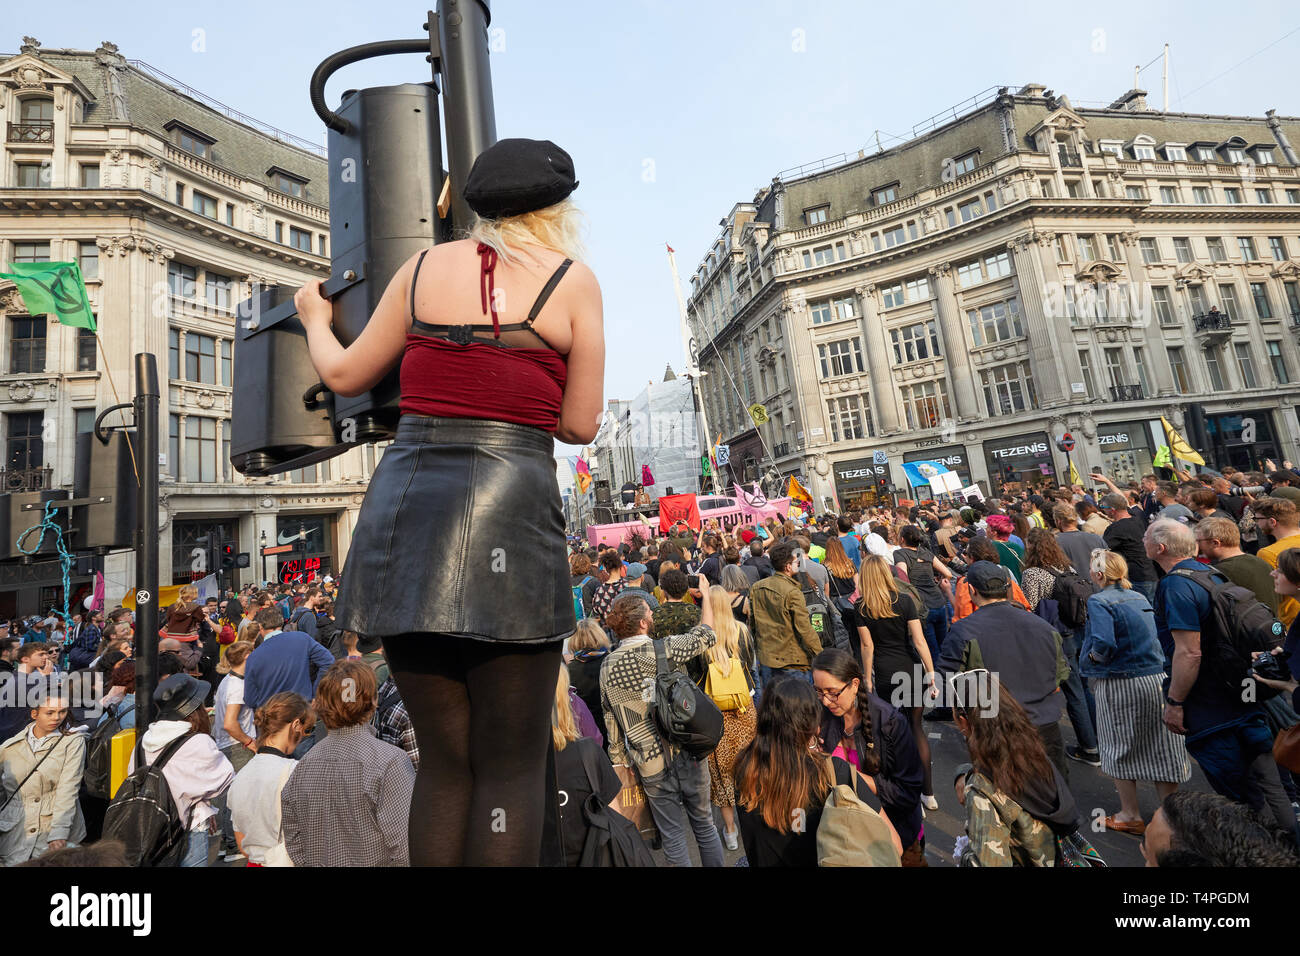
{"left": 1095, "top": 420, "right": 1158, "bottom": 487}
{"left": 833, "top": 456, "right": 891, "bottom": 510}
{"left": 1205, "top": 410, "right": 1282, "bottom": 472}
{"left": 903, "top": 444, "right": 972, "bottom": 499}
{"left": 274, "top": 513, "right": 337, "bottom": 586}
{"left": 172, "top": 518, "right": 241, "bottom": 585}
{"left": 983, "top": 431, "right": 1057, "bottom": 497}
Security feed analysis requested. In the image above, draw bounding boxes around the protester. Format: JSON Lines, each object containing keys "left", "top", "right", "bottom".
{"left": 228, "top": 692, "right": 316, "bottom": 867}
{"left": 747, "top": 542, "right": 822, "bottom": 693}
{"left": 566, "top": 619, "right": 610, "bottom": 721}
{"left": 720, "top": 564, "right": 752, "bottom": 622}
{"left": 0, "top": 694, "right": 85, "bottom": 865}
{"left": 1141, "top": 789, "right": 1300, "bottom": 866}
{"left": 130, "top": 675, "right": 235, "bottom": 867}
{"left": 985, "top": 515, "right": 1025, "bottom": 582}
{"left": 281, "top": 661, "right": 415, "bottom": 866}
{"left": 1254, "top": 497, "right": 1300, "bottom": 628}
{"left": 1194, "top": 517, "right": 1280, "bottom": 615}
{"left": 1080, "top": 550, "right": 1190, "bottom": 835}
{"left": 951, "top": 538, "right": 1031, "bottom": 621}
{"left": 734, "top": 675, "right": 901, "bottom": 866}
{"left": 812, "top": 648, "right": 927, "bottom": 864}
{"left": 600, "top": 591, "right": 722, "bottom": 867}
{"left": 213, "top": 641, "right": 257, "bottom": 862}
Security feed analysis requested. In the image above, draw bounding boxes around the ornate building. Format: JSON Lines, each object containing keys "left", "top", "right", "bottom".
{"left": 688, "top": 83, "right": 1300, "bottom": 511}
{"left": 0, "top": 39, "right": 378, "bottom": 613}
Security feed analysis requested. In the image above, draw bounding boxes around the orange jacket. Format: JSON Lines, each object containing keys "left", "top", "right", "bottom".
{"left": 952, "top": 576, "right": 1031, "bottom": 622}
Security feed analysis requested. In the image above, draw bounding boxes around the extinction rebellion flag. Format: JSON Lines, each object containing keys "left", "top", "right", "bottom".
{"left": 0, "top": 261, "right": 97, "bottom": 331}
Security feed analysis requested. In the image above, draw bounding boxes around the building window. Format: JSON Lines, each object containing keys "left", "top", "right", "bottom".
{"left": 1205, "top": 347, "right": 1226, "bottom": 391}
{"left": 1100, "top": 142, "right": 1124, "bottom": 158}
{"left": 883, "top": 224, "right": 906, "bottom": 248}
{"left": 225, "top": 204, "right": 235, "bottom": 226}
{"left": 1104, "top": 347, "right": 1125, "bottom": 388}
{"left": 901, "top": 380, "right": 950, "bottom": 430}
{"left": 1078, "top": 349, "right": 1096, "bottom": 397}
{"left": 805, "top": 205, "right": 829, "bottom": 225}
{"left": 1251, "top": 282, "right": 1273, "bottom": 319}
{"left": 1195, "top": 146, "right": 1216, "bottom": 162}
{"left": 872, "top": 184, "right": 898, "bottom": 206}
{"left": 184, "top": 333, "right": 217, "bottom": 384}
{"left": 1188, "top": 284, "right": 1209, "bottom": 315}
{"left": 1269, "top": 236, "right": 1287, "bottom": 261}
{"left": 1134, "top": 144, "right": 1156, "bottom": 161}
{"left": 956, "top": 250, "right": 1011, "bottom": 288}
{"left": 6, "top": 411, "right": 43, "bottom": 471}
{"left": 1159, "top": 185, "right": 1180, "bottom": 203}
{"left": 952, "top": 153, "right": 978, "bottom": 176}
{"left": 904, "top": 276, "right": 930, "bottom": 302}
{"left": 827, "top": 396, "right": 868, "bottom": 442}
{"left": 958, "top": 197, "right": 984, "bottom": 221}
{"left": 168, "top": 262, "right": 197, "bottom": 299}
{"left": 1257, "top": 148, "right": 1275, "bottom": 165}
{"left": 890, "top": 320, "right": 941, "bottom": 364}
{"left": 13, "top": 242, "right": 50, "bottom": 263}
{"left": 1134, "top": 348, "right": 1152, "bottom": 396}
{"left": 966, "top": 298, "right": 1024, "bottom": 347}
{"left": 206, "top": 272, "right": 233, "bottom": 311}
{"left": 1164, "top": 145, "right": 1187, "bottom": 161}
{"left": 1173, "top": 237, "right": 1193, "bottom": 263}
{"left": 1168, "top": 346, "right": 1191, "bottom": 391}
{"left": 1287, "top": 189, "right": 1300, "bottom": 204}
{"left": 9, "top": 316, "right": 46, "bottom": 373}
{"left": 1225, "top": 147, "right": 1246, "bottom": 163}
{"left": 190, "top": 190, "right": 217, "bottom": 219}
{"left": 75, "top": 408, "right": 96, "bottom": 437}
{"left": 818, "top": 338, "right": 864, "bottom": 378}
{"left": 275, "top": 222, "right": 284, "bottom": 244}
{"left": 18, "top": 97, "right": 53, "bottom": 124}
{"left": 1256, "top": 189, "right": 1274, "bottom": 204}
{"left": 1285, "top": 281, "right": 1300, "bottom": 317}
{"left": 1237, "top": 236, "right": 1259, "bottom": 261}
{"left": 811, "top": 296, "right": 854, "bottom": 324}
{"left": 1125, "top": 185, "right": 1145, "bottom": 200}
{"left": 1224, "top": 187, "right": 1242, "bottom": 204}
{"left": 1219, "top": 284, "right": 1242, "bottom": 321}
{"left": 79, "top": 165, "right": 100, "bottom": 188}
{"left": 1065, "top": 180, "right": 1082, "bottom": 198}
{"left": 272, "top": 172, "right": 305, "bottom": 198}
{"left": 1106, "top": 234, "right": 1123, "bottom": 260}
{"left": 1192, "top": 186, "right": 1212, "bottom": 204}
{"left": 1234, "top": 342, "right": 1259, "bottom": 388}
{"left": 1076, "top": 234, "right": 1098, "bottom": 262}
{"left": 980, "top": 362, "right": 1036, "bottom": 416}
{"left": 1056, "top": 236, "right": 1070, "bottom": 262}
{"left": 1139, "top": 237, "right": 1160, "bottom": 264}
{"left": 78, "top": 241, "right": 98, "bottom": 280}
{"left": 77, "top": 327, "right": 96, "bottom": 371}
{"left": 881, "top": 284, "right": 904, "bottom": 309}
{"left": 288, "top": 227, "right": 312, "bottom": 252}
{"left": 318, "top": 234, "right": 327, "bottom": 257}
{"left": 1267, "top": 341, "right": 1290, "bottom": 384}
{"left": 174, "top": 182, "right": 185, "bottom": 205}
{"left": 169, "top": 329, "right": 180, "bottom": 380}
{"left": 221, "top": 339, "right": 232, "bottom": 386}
{"left": 15, "top": 163, "right": 46, "bottom": 188}
{"left": 1151, "top": 285, "right": 1176, "bottom": 325}
{"left": 185, "top": 417, "right": 217, "bottom": 483}
{"left": 172, "top": 127, "right": 213, "bottom": 160}
{"left": 169, "top": 414, "right": 179, "bottom": 475}
{"left": 1206, "top": 237, "right": 1227, "bottom": 263}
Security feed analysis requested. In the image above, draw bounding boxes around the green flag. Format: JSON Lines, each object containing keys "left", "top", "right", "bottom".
{"left": 0, "top": 261, "right": 96, "bottom": 331}
{"left": 701, "top": 453, "right": 711, "bottom": 477}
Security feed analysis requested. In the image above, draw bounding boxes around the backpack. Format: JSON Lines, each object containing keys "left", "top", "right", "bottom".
{"left": 651, "top": 639, "right": 723, "bottom": 759}
{"left": 82, "top": 703, "right": 126, "bottom": 800}
{"left": 289, "top": 606, "right": 315, "bottom": 632}
{"left": 816, "top": 758, "right": 900, "bottom": 867}
{"left": 1048, "top": 568, "right": 1096, "bottom": 630}
{"left": 568, "top": 741, "right": 656, "bottom": 868}
{"left": 705, "top": 651, "right": 752, "bottom": 713}
{"left": 798, "top": 572, "right": 850, "bottom": 652}
{"left": 1169, "top": 567, "right": 1288, "bottom": 695}
{"left": 102, "top": 732, "right": 196, "bottom": 867}
{"left": 572, "top": 576, "right": 594, "bottom": 621}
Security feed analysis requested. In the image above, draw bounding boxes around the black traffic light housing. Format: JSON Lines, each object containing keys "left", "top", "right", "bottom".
{"left": 235, "top": 552, "right": 251, "bottom": 569}
{"left": 221, "top": 543, "right": 236, "bottom": 570}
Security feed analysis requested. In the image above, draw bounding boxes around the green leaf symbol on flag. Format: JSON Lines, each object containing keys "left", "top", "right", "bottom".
{"left": 0, "top": 261, "right": 97, "bottom": 332}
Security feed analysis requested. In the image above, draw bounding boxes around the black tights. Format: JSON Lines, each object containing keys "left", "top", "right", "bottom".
{"left": 903, "top": 705, "right": 933, "bottom": 797}
{"left": 383, "top": 634, "right": 561, "bottom": 866}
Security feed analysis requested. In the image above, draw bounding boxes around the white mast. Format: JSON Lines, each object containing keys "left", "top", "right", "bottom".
{"left": 666, "top": 243, "right": 721, "bottom": 496}
{"left": 1162, "top": 43, "right": 1169, "bottom": 111}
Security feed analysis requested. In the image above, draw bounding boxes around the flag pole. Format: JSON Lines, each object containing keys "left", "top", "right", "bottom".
{"left": 666, "top": 243, "right": 721, "bottom": 497}
{"left": 94, "top": 332, "right": 141, "bottom": 485}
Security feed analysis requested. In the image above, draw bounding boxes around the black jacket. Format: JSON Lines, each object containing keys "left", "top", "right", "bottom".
{"left": 744, "top": 554, "right": 774, "bottom": 579}
{"left": 819, "top": 691, "right": 925, "bottom": 848}
{"left": 567, "top": 650, "right": 608, "bottom": 723}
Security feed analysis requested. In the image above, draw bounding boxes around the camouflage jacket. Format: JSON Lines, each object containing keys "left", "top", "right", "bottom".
{"left": 958, "top": 769, "right": 1057, "bottom": 867}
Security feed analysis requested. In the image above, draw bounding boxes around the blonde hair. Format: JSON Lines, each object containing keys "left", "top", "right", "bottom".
{"left": 707, "top": 585, "right": 748, "bottom": 676}
{"left": 857, "top": 555, "right": 900, "bottom": 619}
{"left": 216, "top": 640, "right": 254, "bottom": 674}
{"left": 551, "top": 664, "right": 580, "bottom": 751}
{"left": 569, "top": 618, "right": 609, "bottom": 653}
{"left": 1090, "top": 549, "right": 1132, "bottom": 589}
{"left": 466, "top": 198, "right": 586, "bottom": 265}
{"left": 179, "top": 585, "right": 198, "bottom": 603}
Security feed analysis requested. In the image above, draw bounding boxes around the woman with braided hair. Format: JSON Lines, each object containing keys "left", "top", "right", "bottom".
{"left": 812, "top": 648, "right": 927, "bottom": 866}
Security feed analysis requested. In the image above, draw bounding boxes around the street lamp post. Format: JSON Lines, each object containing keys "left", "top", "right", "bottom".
{"left": 259, "top": 529, "right": 267, "bottom": 586}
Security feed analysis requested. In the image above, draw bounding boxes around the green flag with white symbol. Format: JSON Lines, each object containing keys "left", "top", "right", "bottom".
{"left": 0, "top": 261, "right": 96, "bottom": 331}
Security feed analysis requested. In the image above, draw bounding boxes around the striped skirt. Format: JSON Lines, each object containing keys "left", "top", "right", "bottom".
{"left": 1092, "top": 673, "right": 1191, "bottom": 783}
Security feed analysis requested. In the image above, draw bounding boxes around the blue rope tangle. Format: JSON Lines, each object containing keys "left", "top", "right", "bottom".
{"left": 16, "top": 499, "right": 75, "bottom": 627}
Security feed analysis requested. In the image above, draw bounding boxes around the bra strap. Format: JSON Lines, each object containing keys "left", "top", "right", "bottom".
{"left": 410, "top": 249, "right": 430, "bottom": 322}
{"left": 526, "top": 259, "right": 574, "bottom": 324}
{"left": 477, "top": 242, "right": 501, "bottom": 338}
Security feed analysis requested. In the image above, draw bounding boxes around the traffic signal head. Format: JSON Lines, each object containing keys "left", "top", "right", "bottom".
{"left": 221, "top": 542, "right": 236, "bottom": 569}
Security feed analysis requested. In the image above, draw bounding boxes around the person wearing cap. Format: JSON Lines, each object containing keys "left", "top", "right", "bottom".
{"left": 618, "top": 563, "right": 660, "bottom": 614}
{"left": 938, "top": 561, "right": 1072, "bottom": 779}
{"left": 295, "top": 137, "right": 602, "bottom": 866}
{"left": 130, "top": 674, "right": 235, "bottom": 867}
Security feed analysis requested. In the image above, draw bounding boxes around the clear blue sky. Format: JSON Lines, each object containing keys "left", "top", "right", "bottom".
{"left": 14, "top": 1, "right": 1300, "bottom": 461}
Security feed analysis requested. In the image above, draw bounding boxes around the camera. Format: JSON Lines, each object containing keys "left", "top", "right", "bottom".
{"left": 1251, "top": 650, "right": 1290, "bottom": 682}
{"left": 1228, "top": 485, "right": 1268, "bottom": 496}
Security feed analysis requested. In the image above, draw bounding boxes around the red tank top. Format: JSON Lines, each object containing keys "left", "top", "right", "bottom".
{"left": 399, "top": 243, "right": 570, "bottom": 431}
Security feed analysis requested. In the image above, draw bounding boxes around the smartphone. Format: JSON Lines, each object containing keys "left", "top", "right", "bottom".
{"left": 687, "top": 574, "right": 701, "bottom": 589}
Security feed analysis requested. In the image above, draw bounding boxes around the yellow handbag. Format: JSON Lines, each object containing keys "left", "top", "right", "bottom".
{"left": 705, "top": 654, "right": 751, "bottom": 713}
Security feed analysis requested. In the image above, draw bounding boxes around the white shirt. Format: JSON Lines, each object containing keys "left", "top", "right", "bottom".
{"left": 213, "top": 674, "right": 255, "bottom": 750}
{"left": 227, "top": 751, "right": 297, "bottom": 865}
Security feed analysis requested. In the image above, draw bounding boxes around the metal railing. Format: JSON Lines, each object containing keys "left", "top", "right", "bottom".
{"left": 0, "top": 466, "right": 54, "bottom": 492}
{"left": 773, "top": 442, "right": 790, "bottom": 458}
{"left": 1192, "top": 312, "right": 1233, "bottom": 334}
{"left": 1109, "top": 384, "right": 1144, "bottom": 402}
{"left": 7, "top": 122, "right": 52, "bottom": 143}
{"left": 1289, "top": 311, "right": 1300, "bottom": 331}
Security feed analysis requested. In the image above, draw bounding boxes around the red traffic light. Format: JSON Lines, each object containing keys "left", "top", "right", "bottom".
{"left": 222, "top": 543, "right": 234, "bottom": 555}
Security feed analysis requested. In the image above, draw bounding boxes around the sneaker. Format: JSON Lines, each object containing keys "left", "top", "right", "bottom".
{"left": 922, "top": 793, "right": 939, "bottom": 812}
{"left": 223, "top": 850, "right": 246, "bottom": 862}
{"left": 1067, "top": 745, "right": 1101, "bottom": 768}
{"left": 723, "top": 828, "right": 739, "bottom": 851}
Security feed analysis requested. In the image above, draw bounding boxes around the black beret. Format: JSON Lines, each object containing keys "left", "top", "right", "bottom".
{"left": 463, "top": 138, "right": 578, "bottom": 219}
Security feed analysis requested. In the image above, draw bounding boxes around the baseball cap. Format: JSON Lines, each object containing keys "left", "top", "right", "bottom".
{"left": 626, "top": 562, "right": 648, "bottom": 580}
{"left": 1267, "top": 486, "right": 1300, "bottom": 505}
{"left": 966, "top": 561, "right": 1011, "bottom": 596}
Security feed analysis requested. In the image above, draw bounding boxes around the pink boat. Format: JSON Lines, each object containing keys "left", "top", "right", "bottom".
{"left": 586, "top": 494, "right": 792, "bottom": 547}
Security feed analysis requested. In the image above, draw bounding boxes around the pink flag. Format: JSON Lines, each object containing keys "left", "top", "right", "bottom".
{"left": 642, "top": 464, "right": 655, "bottom": 486}
{"left": 90, "top": 570, "right": 105, "bottom": 612}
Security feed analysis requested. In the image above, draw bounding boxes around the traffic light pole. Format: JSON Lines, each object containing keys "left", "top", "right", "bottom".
{"left": 133, "top": 354, "right": 159, "bottom": 743}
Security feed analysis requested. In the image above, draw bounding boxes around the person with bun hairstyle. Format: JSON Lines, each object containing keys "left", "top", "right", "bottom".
{"left": 297, "top": 138, "right": 603, "bottom": 866}
{"left": 227, "top": 692, "right": 315, "bottom": 867}
{"left": 213, "top": 641, "right": 257, "bottom": 862}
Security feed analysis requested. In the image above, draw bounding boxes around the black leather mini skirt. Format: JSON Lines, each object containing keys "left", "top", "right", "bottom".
{"left": 335, "top": 415, "right": 575, "bottom": 644}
